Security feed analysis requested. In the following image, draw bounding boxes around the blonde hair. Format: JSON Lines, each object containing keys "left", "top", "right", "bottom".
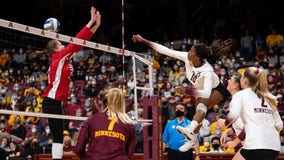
{"left": 243, "top": 67, "right": 278, "bottom": 109}
{"left": 103, "top": 88, "right": 135, "bottom": 125}
{"left": 46, "top": 39, "right": 59, "bottom": 56}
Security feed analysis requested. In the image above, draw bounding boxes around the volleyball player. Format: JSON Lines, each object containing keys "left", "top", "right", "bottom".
{"left": 41, "top": 6, "right": 101, "bottom": 160}
{"left": 69, "top": 88, "right": 137, "bottom": 160}
{"left": 132, "top": 34, "right": 232, "bottom": 151}
{"left": 219, "top": 72, "right": 244, "bottom": 160}
{"left": 224, "top": 67, "right": 283, "bottom": 160}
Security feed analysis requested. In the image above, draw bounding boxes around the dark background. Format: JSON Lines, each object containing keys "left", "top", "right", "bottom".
{"left": 1, "top": 0, "right": 284, "bottom": 50}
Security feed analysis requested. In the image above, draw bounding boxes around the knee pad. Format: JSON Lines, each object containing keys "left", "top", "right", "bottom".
{"left": 196, "top": 103, "right": 207, "bottom": 114}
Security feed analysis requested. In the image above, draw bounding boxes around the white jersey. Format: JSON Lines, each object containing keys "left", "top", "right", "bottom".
{"left": 150, "top": 42, "right": 220, "bottom": 98}
{"left": 228, "top": 88, "right": 283, "bottom": 151}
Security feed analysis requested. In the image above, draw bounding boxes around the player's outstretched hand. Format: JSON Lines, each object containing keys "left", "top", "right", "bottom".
{"left": 132, "top": 34, "right": 143, "bottom": 43}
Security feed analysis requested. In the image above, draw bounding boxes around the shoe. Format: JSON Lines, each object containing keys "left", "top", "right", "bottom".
{"left": 179, "top": 140, "right": 195, "bottom": 152}
{"left": 176, "top": 126, "right": 195, "bottom": 141}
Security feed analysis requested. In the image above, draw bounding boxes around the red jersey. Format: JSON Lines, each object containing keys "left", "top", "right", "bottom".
{"left": 41, "top": 27, "right": 93, "bottom": 100}
{"left": 74, "top": 113, "right": 136, "bottom": 160}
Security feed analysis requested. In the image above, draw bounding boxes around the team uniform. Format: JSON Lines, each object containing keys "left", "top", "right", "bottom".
{"left": 73, "top": 113, "right": 136, "bottom": 160}
{"left": 227, "top": 88, "right": 283, "bottom": 160}
{"left": 41, "top": 26, "right": 95, "bottom": 158}
{"left": 148, "top": 42, "right": 230, "bottom": 99}
{"left": 162, "top": 118, "right": 194, "bottom": 160}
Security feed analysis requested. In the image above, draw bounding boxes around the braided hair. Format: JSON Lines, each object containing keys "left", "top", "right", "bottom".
{"left": 194, "top": 39, "right": 234, "bottom": 66}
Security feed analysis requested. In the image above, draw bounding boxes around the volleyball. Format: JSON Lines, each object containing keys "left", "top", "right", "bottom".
{"left": 43, "top": 18, "right": 60, "bottom": 32}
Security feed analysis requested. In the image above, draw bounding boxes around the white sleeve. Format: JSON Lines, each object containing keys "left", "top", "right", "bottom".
{"left": 227, "top": 94, "right": 243, "bottom": 125}
{"left": 194, "top": 72, "right": 213, "bottom": 98}
{"left": 273, "top": 109, "right": 283, "bottom": 132}
{"left": 149, "top": 41, "right": 188, "bottom": 62}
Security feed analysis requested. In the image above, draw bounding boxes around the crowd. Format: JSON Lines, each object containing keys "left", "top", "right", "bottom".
{"left": 0, "top": 22, "right": 284, "bottom": 160}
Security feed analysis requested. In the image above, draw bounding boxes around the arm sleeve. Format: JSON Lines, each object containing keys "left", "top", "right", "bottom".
{"left": 225, "top": 95, "right": 242, "bottom": 126}
{"left": 142, "top": 40, "right": 188, "bottom": 62}
{"left": 73, "top": 119, "right": 90, "bottom": 157}
{"left": 56, "top": 26, "right": 94, "bottom": 59}
{"left": 273, "top": 109, "right": 283, "bottom": 132}
{"left": 126, "top": 125, "right": 137, "bottom": 159}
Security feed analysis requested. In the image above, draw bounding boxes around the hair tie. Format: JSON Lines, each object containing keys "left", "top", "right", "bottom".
{"left": 255, "top": 68, "right": 259, "bottom": 74}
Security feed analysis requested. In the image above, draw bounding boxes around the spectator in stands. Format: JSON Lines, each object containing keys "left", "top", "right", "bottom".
{"left": 155, "top": 73, "right": 165, "bottom": 91}
{"left": 206, "top": 104, "right": 220, "bottom": 124}
{"left": 240, "top": 30, "right": 254, "bottom": 61}
{"left": 63, "top": 135, "right": 75, "bottom": 153}
{"left": 210, "top": 136, "right": 225, "bottom": 152}
{"left": 65, "top": 96, "right": 84, "bottom": 116}
{"left": 21, "top": 124, "right": 40, "bottom": 148}
{"left": 96, "top": 74, "right": 108, "bottom": 90}
{"left": 266, "top": 28, "right": 283, "bottom": 67}
{"left": 108, "top": 66, "right": 119, "bottom": 83}
{"left": 168, "top": 63, "right": 180, "bottom": 82}
{"left": 199, "top": 136, "right": 213, "bottom": 152}
{"left": 177, "top": 66, "right": 187, "bottom": 85}
{"left": 158, "top": 60, "right": 170, "bottom": 78}
{"left": 0, "top": 115, "right": 11, "bottom": 134}
{"left": 13, "top": 48, "right": 27, "bottom": 70}
{"left": 162, "top": 103, "right": 200, "bottom": 160}
{"left": 98, "top": 52, "right": 113, "bottom": 65}
{"left": 8, "top": 141, "right": 21, "bottom": 159}
{"left": 24, "top": 137, "right": 43, "bottom": 159}
{"left": 136, "top": 67, "right": 146, "bottom": 83}
{"left": 161, "top": 96, "right": 175, "bottom": 128}
{"left": 0, "top": 136, "right": 10, "bottom": 152}
{"left": 39, "top": 125, "right": 52, "bottom": 148}
{"left": 0, "top": 49, "right": 10, "bottom": 68}
{"left": 23, "top": 87, "right": 39, "bottom": 107}
{"left": 41, "top": 7, "right": 101, "bottom": 160}
{"left": 72, "top": 60, "right": 87, "bottom": 81}
{"left": 84, "top": 79, "right": 98, "bottom": 98}
{"left": 0, "top": 74, "right": 9, "bottom": 89}
{"left": 10, "top": 115, "right": 26, "bottom": 143}
{"left": 13, "top": 69, "right": 24, "bottom": 83}
{"left": 24, "top": 98, "right": 40, "bottom": 124}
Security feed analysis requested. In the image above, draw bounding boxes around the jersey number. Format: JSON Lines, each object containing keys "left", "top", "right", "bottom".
{"left": 107, "top": 117, "right": 118, "bottom": 130}
{"left": 261, "top": 99, "right": 267, "bottom": 108}
{"left": 190, "top": 71, "right": 200, "bottom": 83}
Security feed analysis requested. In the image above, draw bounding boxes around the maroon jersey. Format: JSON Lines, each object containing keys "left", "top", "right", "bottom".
{"left": 41, "top": 26, "right": 94, "bottom": 100}
{"left": 74, "top": 113, "right": 136, "bottom": 160}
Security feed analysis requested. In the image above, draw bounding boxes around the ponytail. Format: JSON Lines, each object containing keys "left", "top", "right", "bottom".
{"left": 244, "top": 67, "right": 278, "bottom": 109}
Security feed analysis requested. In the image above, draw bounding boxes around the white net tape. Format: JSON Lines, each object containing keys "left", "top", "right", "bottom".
{"left": 0, "top": 18, "right": 134, "bottom": 56}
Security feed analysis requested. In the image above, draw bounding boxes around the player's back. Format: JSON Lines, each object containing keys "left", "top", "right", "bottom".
{"left": 84, "top": 113, "right": 136, "bottom": 160}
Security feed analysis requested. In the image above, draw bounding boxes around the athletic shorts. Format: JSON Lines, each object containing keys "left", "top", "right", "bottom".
{"left": 212, "top": 82, "right": 231, "bottom": 102}
{"left": 240, "top": 148, "right": 279, "bottom": 160}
